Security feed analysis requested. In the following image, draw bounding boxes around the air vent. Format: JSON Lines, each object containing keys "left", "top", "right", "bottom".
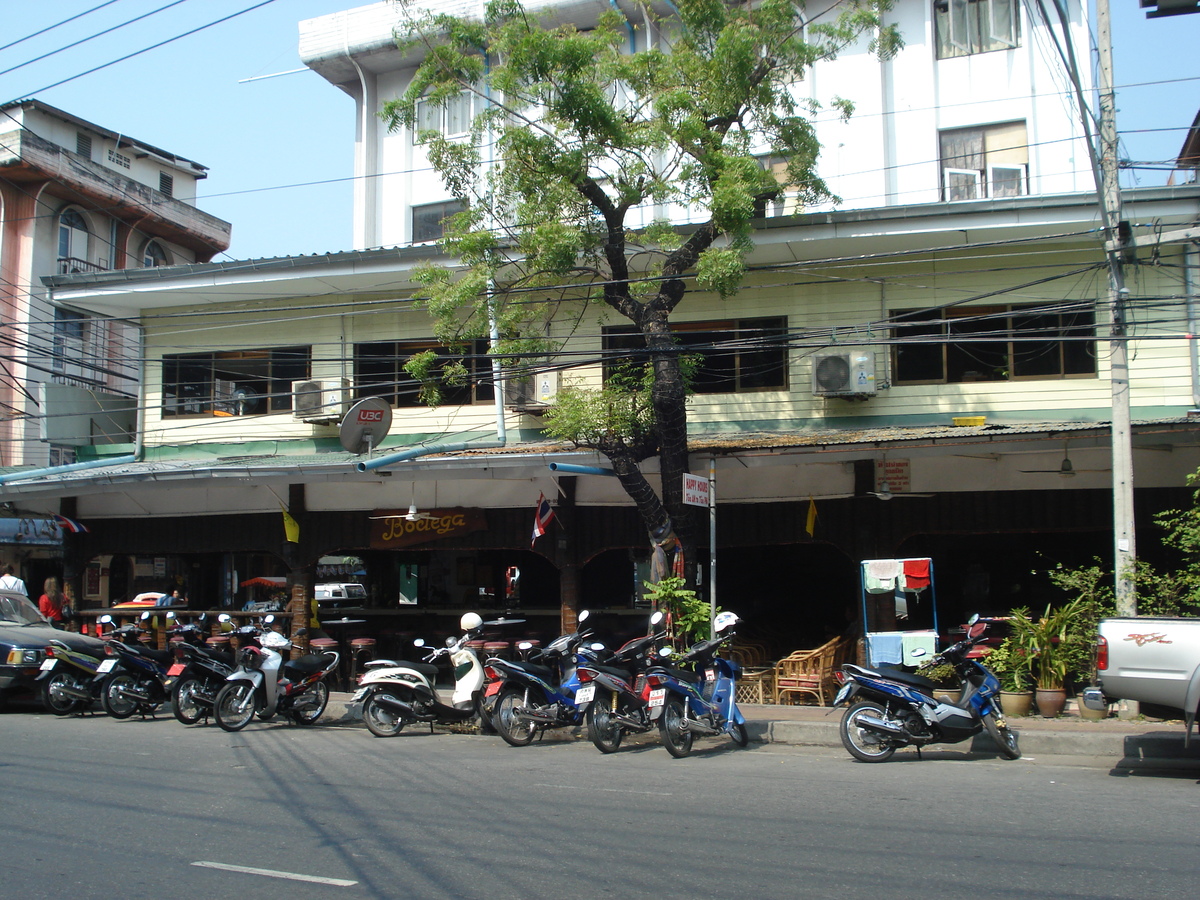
{"left": 159, "top": 172, "right": 174, "bottom": 197}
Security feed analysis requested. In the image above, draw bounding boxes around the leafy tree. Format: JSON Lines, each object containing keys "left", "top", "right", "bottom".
{"left": 382, "top": 0, "right": 900, "bottom": 578}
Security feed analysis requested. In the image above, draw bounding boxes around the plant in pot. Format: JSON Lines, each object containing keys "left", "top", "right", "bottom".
{"left": 1007, "top": 600, "right": 1085, "bottom": 717}
{"left": 981, "top": 638, "right": 1033, "bottom": 717}
{"left": 916, "top": 659, "right": 961, "bottom": 701}
{"left": 1043, "top": 561, "right": 1117, "bottom": 719}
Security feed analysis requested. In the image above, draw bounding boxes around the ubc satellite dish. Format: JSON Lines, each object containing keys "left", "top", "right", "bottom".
{"left": 339, "top": 397, "right": 393, "bottom": 454}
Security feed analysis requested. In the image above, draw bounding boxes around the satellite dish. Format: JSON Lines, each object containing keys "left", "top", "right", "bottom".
{"left": 339, "top": 397, "right": 392, "bottom": 454}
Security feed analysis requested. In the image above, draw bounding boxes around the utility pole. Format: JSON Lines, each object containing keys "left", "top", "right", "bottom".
{"left": 1096, "top": 0, "right": 1138, "bottom": 617}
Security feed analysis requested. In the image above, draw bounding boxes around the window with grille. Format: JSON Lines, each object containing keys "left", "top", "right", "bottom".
{"left": 354, "top": 339, "right": 494, "bottom": 407}
{"left": 161, "top": 347, "right": 310, "bottom": 416}
{"left": 412, "top": 200, "right": 466, "bottom": 243}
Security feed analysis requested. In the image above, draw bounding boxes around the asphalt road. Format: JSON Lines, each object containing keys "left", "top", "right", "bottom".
{"left": 3, "top": 709, "right": 1198, "bottom": 900}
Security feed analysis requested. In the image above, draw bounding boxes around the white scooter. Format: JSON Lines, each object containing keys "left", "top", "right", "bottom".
{"left": 213, "top": 626, "right": 339, "bottom": 732}
{"left": 353, "top": 612, "right": 492, "bottom": 737}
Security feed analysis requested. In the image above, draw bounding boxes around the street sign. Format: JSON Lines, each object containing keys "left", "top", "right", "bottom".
{"left": 683, "top": 473, "right": 709, "bottom": 507}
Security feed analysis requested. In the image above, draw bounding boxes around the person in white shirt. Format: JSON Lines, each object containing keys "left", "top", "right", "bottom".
{"left": 0, "top": 564, "right": 28, "bottom": 596}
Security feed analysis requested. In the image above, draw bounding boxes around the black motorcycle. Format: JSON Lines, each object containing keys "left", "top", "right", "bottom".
{"left": 167, "top": 620, "right": 236, "bottom": 725}
{"left": 832, "top": 615, "right": 1020, "bottom": 762}
{"left": 93, "top": 615, "right": 174, "bottom": 719}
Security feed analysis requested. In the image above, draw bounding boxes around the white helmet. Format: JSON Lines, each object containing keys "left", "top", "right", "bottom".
{"left": 714, "top": 611, "right": 740, "bottom": 633}
{"left": 261, "top": 631, "right": 291, "bottom": 649}
{"left": 460, "top": 612, "right": 483, "bottom": 631}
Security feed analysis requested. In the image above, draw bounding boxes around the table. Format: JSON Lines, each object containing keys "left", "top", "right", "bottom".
{"left": 320, "top": 617, "right": 367, "bottom": 690}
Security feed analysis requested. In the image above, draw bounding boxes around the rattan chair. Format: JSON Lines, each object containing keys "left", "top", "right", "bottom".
{"left": 772, "top": 635, "right": 848, "bottom": 706}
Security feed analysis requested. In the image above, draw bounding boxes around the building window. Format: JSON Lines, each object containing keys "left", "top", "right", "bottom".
{"left": 161, "top": 347, "right": 310, "bottom": 416}
{"left": 143, "top": 241, "right": 169, "bottom": 267}
{"left": 158, "top": 172, "right": 174, "bottom": 197}
{"left": 52, "top": 308, "right": 88, "bottom": 372}
{"left": 935, "top": 0, "right": 1019, "bottom": 59}
{"left": 940, "top": 122, "right": 1028, "bottom": 201}
{"left": 57, "top": 208, "right": 90, "bottom": 271}
{"left": 603, "top": 317, "right": 789, "bottom": 394}
{"left": 412, "top": 200, "right": 466, "bottom": 243}
{"left": 413, "top": 91, "right": 473, "bottom": 141}
{"left": 892, "top": 304, "right": 1096, "bottom": 384}
{"left": 354, "top": 339, "right": 494, "bottom": 408}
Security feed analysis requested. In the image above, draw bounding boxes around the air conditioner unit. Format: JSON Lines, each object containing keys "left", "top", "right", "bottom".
{"left": 292, "top": 379, "right": 350, "bottom": 422}
{"left": 812, "top": 351, "right": 877, "bottom": 397}
{"left": 506, "top": 370, "right": 558, "bottom": 412}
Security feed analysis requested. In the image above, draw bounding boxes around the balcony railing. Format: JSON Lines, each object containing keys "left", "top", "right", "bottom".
{"left": 57, "top": 257, "right": 108, "bottom": 275}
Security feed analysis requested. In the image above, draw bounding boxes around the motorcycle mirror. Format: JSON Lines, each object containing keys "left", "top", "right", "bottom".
{"left": 910, "top": 648, "right": 927, "bottom": 659}
{"left": 98, "top": 615, "right": 112, "bottom": 624}
{"left": 968, "top": 613, "right": 980, "bottom": 626}
{"left": 218, "top": 614, "right": 231, "bottom": 622}
{"left": 295, "top": 627, "right": 309, "bottom": 637}
{"left": 649, "top": 611, "right": 665, "bottom": 626}
{"left": 445, "top": 636, "right": 456, "bottom": 648}
{"left": 139, "top": 611, "right": 151, "bottom": 621}
{"left": 264, "top": 614, "right": 275, "bottom": 625}
{"left": 517, "top": 640, "right": 533, "bottom": 650}
{"left": 589, "top": 642, "right": 606, "bottom": 652}
{"left": 658, "top": 646, "right": 674, "bottom": 658}
{"left": 577, "top": 610, "right": 590, "bottom": 624}
{"left": 413, "top": 638, "right": 426, "bottom": 648}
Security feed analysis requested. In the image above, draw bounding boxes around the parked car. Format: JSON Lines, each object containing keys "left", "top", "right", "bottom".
{"left": 0, "top": 589, "right": 106, "bottom": 709}
{"left": 315, "top": 583, "right": 367, "bottom": 610}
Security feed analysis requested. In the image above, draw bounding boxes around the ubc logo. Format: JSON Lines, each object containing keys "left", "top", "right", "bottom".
{"left": 357, "top": 409, "right": 384, "bottom": 423}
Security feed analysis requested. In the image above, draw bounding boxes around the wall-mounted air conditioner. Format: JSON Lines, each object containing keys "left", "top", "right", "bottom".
{"left": 506, "top": 370, "right": 558, "bottom": 412}
{"left": 292, "top": 378, "right": 350, "bottom": 422}
{"left": 812, "top": 351, "right": 877, "bottom": 397}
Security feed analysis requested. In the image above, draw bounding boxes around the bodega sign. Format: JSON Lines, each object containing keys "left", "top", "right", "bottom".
{"left": 370, "top": 508, "right": 487, "bottom": 549}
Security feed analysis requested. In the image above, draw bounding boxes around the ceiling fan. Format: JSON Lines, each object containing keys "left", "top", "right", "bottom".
{"left": 1019, "top": 444, "right": 1110, "bottom": 477}
{"left": 369, "top": 484, "right": 439, "bottom": 521}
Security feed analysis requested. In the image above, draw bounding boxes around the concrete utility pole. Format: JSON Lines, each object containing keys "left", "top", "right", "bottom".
{"left": 1096, "top": 0, "right": 1137, "bottom": 617}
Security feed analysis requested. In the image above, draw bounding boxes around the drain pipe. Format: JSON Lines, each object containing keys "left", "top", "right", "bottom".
{"left": 1186, "top": 243, "right": 1200, "bottom": 409}
{"left": 355, "top": 439, "right": 504, "bottom": 473}
{"left": 547, "top": 462, "right": 617, "bottom": 476}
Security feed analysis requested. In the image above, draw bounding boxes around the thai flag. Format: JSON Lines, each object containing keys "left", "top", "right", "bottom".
{"left": 531, "top": 492, "right": 556, "bottom": 547}
{"left": 54, "top": 514, "right": 89, "bottom": 534}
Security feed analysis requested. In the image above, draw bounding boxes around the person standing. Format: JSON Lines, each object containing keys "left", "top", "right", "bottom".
{"left": 0, "top": 564, "right": 27, "bottom": 597}
{"left": 39, "top": 577, "right": 69, "bottom": 627}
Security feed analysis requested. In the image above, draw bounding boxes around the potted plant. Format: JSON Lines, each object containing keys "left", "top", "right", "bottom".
{"left": 1007, "top": 600, "right": 1086, "bottom": 717}
{"left": 980, "top": 638, "right": 1033, "bottom": 717}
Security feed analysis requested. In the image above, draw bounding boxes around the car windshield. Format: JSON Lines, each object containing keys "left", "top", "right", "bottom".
{"left": 0, "top": 592, "right": 50, "bottom": 626}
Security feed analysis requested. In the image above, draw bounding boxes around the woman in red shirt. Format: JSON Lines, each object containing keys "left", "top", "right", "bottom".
{"left": 38, "top": 576, "right": 67, "bottom": 627}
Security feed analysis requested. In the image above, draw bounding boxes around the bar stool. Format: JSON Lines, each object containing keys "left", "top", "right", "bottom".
{"left": 516, "top": 638, "right": 541, "bottom": 661}
{"left": 349, "top": 637, "right": 376, "bottom": 684}
{"left": 483, "top": 640, "right": 511, "bottom": 661}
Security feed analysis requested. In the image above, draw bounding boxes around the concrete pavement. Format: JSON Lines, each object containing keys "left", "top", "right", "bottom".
{"left": 323, "top": 692, "right": 1200, "bottom": 769}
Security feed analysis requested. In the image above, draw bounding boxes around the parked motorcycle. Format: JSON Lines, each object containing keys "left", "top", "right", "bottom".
{"left": 645, "top": 611, "right": 749, "bottom": 758}
{"left": 354, "top": 612, "right": 493, "bottom": 737}
{"left": 574, "top": 611, "right": 668, "bottom": 753}
{"left": 832, "top": 615, "right": 1020, "bottom": 762}
{"left": 167, "top": 617, "right": 236, "bottom": 725}
{"left": 213, "top": 627, "right": 337, "bottom": 732}
{"left": 94, "top": 614, "right": 175, "bottom": 719}
{"left": 485, "top": 610, "right": 603, "bottom": 746}
{"left": 37, "top": 640, "right": 105, "bottom": 715}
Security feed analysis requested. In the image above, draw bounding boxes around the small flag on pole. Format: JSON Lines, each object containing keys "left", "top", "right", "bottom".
{"left": 531, "top": 492, "right": 556, "bottom": 547}
{"left": 280, "top": 506, "right": 300, "bottom": 543}
{"left": 53, "top": 514, "right": 89, "bottom": 534}
{"left": 804, "top": 497, "right": 818, "bottom": 537}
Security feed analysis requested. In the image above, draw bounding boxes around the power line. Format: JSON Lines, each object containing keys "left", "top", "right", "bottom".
{"left": 0, "top": 1, "right": 122, "bottom": 54}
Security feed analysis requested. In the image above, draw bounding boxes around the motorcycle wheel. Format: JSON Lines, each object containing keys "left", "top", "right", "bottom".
{"left": 840, "top": 701, "right": 897, "bottom": 763}
{"left": 100, "top": 673, "right": 141, "bottom": 719}
{"left": 290, "top": 681, "right": 329, "bottom": 725}
{"left": 984, "top": 713, "right": 1021, "bottom": 759}
{"left": 730, "top": 721, "right": 750, "bottom": 747}
{"left": 362, "top": 690, "right": 410, "bottom": 737}
{"left": 659, "top": 695, "right": 694, "bottom": 759}
{"left": 214, "top": 682, "right": 256, "bottom": 732}
{"left": 585, "top": 689, "right": 624, "bottom": 754}
{"left": 172, "top": 677, "right": 207, "bottom": 725}
{"left": 42, "top": 671, "right": 83, "bottom": 715}
{"left": 493, "top": 684, "right": 537, "bottom": 747}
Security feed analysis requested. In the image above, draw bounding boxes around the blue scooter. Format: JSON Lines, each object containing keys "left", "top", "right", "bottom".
{"left": 645, "top": 611, "right": 749, "bottom": 758}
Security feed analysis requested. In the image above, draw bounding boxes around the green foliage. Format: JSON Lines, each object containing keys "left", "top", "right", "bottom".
{"left": 980, "top": 638, "right": 1032, "bottom": 692}
{"left": 642, "top": 575, "right": 716, "bottom": 645}
{"left": 1006, "top": 600, "right": 1094, "bottom": 690}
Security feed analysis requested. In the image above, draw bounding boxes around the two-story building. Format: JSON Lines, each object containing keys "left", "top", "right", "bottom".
{"left": 8, "top": 2, "right": 1200, "bottom": 654}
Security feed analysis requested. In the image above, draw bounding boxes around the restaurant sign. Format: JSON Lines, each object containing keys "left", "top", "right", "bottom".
{"left": 370, "top": 508, "right": 488, "bottom": 549}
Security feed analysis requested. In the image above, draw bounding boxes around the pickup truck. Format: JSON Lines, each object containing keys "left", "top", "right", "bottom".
{"left": 1083, "top": 616, "right": 1200, "bottom": 741}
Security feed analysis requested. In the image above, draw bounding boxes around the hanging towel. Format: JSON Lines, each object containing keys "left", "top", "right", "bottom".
{"left": 867, "top": 632, "right": 904, "bottom": 666}
{"left": 864, "top": 559, "right": 899, "bottom": 593}
{"left": 903, "top": 558, "right": 930, "bottom": 592}
{"left": 901, "top": 631, "right": 938, "bottom": 666}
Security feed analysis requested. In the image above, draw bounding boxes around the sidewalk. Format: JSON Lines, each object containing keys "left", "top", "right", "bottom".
{"left": 324, "top": 693, "right": 1200, "bottom": 768}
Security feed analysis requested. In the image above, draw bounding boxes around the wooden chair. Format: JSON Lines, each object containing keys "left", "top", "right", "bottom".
{"left": 772, "top": 635, "right": 847, "bottom": 707}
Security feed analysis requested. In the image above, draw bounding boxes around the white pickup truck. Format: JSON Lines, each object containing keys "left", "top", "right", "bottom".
{"left": 1083, "top": 617, "right": 1200, "bottom": 740}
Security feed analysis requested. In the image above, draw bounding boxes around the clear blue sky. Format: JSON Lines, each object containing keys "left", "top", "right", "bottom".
{"left": 1, "top": 1, "right": 1196, "bottom": 262}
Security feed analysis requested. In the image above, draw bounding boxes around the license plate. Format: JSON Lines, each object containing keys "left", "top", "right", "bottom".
{"left": 484, "top": 680, "right": 502, "bottom": 697}
{"left": 97, "top": 659, "right": 117, "bottom": 674}
{"left": 648, "top": 688, "right": 666, "bottom": 708}
{"left": 706, "top": 669, "right": 716, "bottom": 682}
{"left": 40, "top": 658, "right": 57, "bottom": 672}
{"left": 167, "top": 663, "right": 186, "bottom": 676}
{"left": 833, "top": 682, "right": 853, "bottom": 706}
{"left": 575, "top": 684, "right": 595, "bottom": 704}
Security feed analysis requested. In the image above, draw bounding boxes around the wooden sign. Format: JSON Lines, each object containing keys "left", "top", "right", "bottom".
{"left": 370, "top": 508, "right": 487, "bottom": 548}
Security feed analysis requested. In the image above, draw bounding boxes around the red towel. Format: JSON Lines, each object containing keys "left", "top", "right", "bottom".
{"left": 903, "top": 558, "right": 930, "bottom": 591}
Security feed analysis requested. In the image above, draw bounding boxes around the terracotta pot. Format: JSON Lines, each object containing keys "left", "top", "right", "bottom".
{"left": 1035, "top": 687, "right": 1067, "bottom": 718}
{"left": 1000, "top": 690, "right": 1034, "bottom": 718}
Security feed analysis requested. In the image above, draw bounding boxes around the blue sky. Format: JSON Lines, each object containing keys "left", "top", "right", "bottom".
{"left": 1, "top": 0, "right": 1196, "bottom": 262}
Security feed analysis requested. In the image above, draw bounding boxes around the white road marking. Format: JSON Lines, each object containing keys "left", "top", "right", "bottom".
{"left": 191, "top": 861, "right": 357, "bottom": 887}
{"left": 532, "top": 783, "right": 673, "bottom": 795}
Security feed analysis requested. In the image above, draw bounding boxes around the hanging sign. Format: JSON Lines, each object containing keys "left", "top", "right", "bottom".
{"left": 370, "top": 508, "right": 487, "bottom": 549}
{"left": 682, "top": 473, "right": 710, "bottom": 508}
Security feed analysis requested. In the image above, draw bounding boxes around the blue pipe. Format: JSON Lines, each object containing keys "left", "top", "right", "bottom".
{"left": 547, "top": 462, "right": 617, "bottom": 477}
{"left": 355, "top": 441, "right": 503, "bottom": 473}
{"left": 0, "top": 454, "right": 137, "bottom": 486}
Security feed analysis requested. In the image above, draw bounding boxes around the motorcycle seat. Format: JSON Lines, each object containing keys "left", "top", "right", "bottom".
{"left": 392, "top": 660, "right": 440, "bottom": 680}
{"left": 583, "top": 663, "right": 634, "bottom": 682}
{"left": 131, "top": 646, "right": 174, "bottom": 666}
{"left": 647, "top": 665, "right": 700, "bottom": 684}
{"left": 290, "top": 652, "right": 335, "bottom": 674}
{"left": 849, "top": 663, "right": 939, "bottom": 693}
{"left": 502, "top": 661, "right": 555, "bottom": 682}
